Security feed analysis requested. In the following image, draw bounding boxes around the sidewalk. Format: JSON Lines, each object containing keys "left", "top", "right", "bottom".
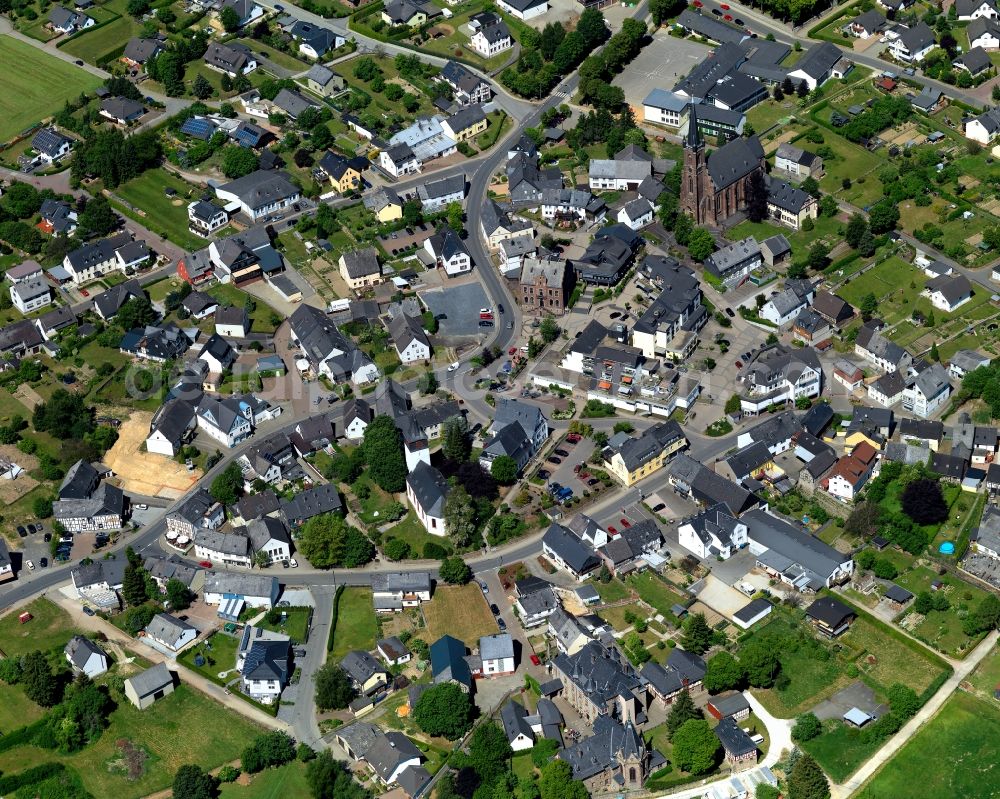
{"left": 48, "top": 591, "right": 289, "bottom": 732}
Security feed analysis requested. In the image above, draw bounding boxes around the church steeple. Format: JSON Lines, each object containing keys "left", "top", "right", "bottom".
{"left": 685, "top": 102, "right": 702, "bottom": 150}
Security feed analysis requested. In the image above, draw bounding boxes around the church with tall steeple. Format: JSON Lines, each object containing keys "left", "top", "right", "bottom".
{"left": 680, "top": 103, "right": 767, "bottom": 227}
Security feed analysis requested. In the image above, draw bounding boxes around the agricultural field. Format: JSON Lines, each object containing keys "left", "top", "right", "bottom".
{"left": 0, "top": 36, "right": 103, "bottom": 142}
{"left": 60, "top": 0, "right": 146, "bottom": 66}
{"left": 860, "top": 691, "right": 1000, "bottom": 799}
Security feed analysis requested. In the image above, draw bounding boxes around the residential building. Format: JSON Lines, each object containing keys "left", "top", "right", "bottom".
{"left": 805, "top": 596, "right": 856, "bottom": 637}
{"left": 339, "top": 248, "right": 383, "bottom": 290}
{"left": 704, "top": 237, "right": 762, "bottom": 289}
{"left": 289, "top": 21, "right": 343, "bottom": 58}
{"left": 631, "top": 258, "right": 705, "bottom": 360}
{"left": 364, "top": 188, "right": 404, "bottom": 223}
{"left": 196, "top": 395, "right": 253, "bottom": 448}
{"left": 237, "top": 625, "right": 290, "bottom": 703}
{"left": 924, "top": 273, "right": 973, "bottom": 312}
{"left": 550, "top": 640, "right": 646, "bottom": 723}
{"left": 588, "top": 159, "right": 652, "bottom": 192}
{"left": 381, "top": 0, "right": 440, "bottom": 26}
{"left": 289, "top": 304, "right": 379, "bottom": 386}
{"left": 203, "top": 572, "right": 279, "bottom": 609}
{"left": 495, "top": 0, "right": 547, "bottom": 19}
{"left": 737, "top": 344, "right": 822, "bottom": 414}
{"left": 541, "top": 523, "right": 600, "bottom": 579}
{"left": 956, "top": 0, "right": 999, "bottom": 19}
{"left": 440, "top": 61, "right": 492, "bottom": 105}
{"left": 766, "top": 176, "right": 819, "bottom": 229}
{"left": 120, "top": 323, "right": 191, "bottom": 363}
{"left": 388, "top": 313, "right": 431, "bottom": 364}
{"left": 822, "top": 441, "right": 878, "bottom": 501}
{"left": 424, "top": 227, "right": 472, "bottom": 276}
{"left": 968, "top": 16, "right": 1000, "bottom": 49}
{"left": 221, "top": 0, "right": 263, "bottom": 27}
{"left": 48, "top": 5, "right": 93, "bottom": 33}
{"left": 215, "top": 170, "right": 299, "bottom": 223}
{"left": 519, "top": 257, "right": 573, "bottom": 315}
{"left": 902, "top": 362, "right": 952, "bottom": 418}
{"left": 774, "top": 142, "right": 823, "bottom": 180}
{"left": 417, "top": 175, "right": 465, "bottom": 212}
{"left": 203, "top": 42, "right": 257, "bottom": 77}
{"left": 744, "top": 508, "right": 854, "bottom": 589}
{"left": 811, "top": 290, "right": 855, "bottom": 328}
{"left": 603, "top": 421, "right": 686, "bottom": 486}
{"left": 341, "top": 649, "right": 391, "bottom": 695}
{"left": 317, "top": 151, "right": 363, "bottom": 194}
{"left": 668, "top": 453, "right": 760, "bottom": 515}
{"left": 63, "top": 233, "right": 142, "bottom": 284}
{"left": 715, "top": 718, "right": 758, "bottom": 772}
{"left": 855, "top": 319, "right": 912, "bottom": 373}
{"left": 54, "top": 460, "right": 125, "bottom": 532}
{"left": 144, "top": 612, "right": 198, "bottom": 652}
{"left": 35, "top": 305, "right": 77, "bottom": 341}
{"left": 281, "top": 484, "right": 343, "bottom": 528}
{"left": 618, "top": 198, "right": 654, "bottom": 230}
{"left": 65, "top": 636, "right": 109, "bottom": 678}
{"left": 760, "top": 285, "right": 812, "bottom": 328}
{"left": 100, "top": 96, "right": 145, "bottom": 125}
{"left": 379, "top": 143, "right": 421, "bottom": 178}
{"left": 845, "top": 8, "right": 886, "bottom": 37}
{"left": 469, "top": 13, "right": 512, "bottom": 57}
{"left": 371, "top": 572, "right": 432, "bottom": 613}
{"left": 430, "top": 634, "right": 473, "bottom": 691}
{"left": 305, "top": 64, "right": 346, "bottom": 96}
{"left": 31, "top": 128, "right": 73, "bottom": 164}
{"left": 481, "top": 200, "right": 533, "bottom": 248}
{"left": 479, "top": 398, "right": 548, "bottom": 474}
{"left": 642, "top": 88, "right": 687, "bottom": 128}
{"left": 787, "top": 41, "right": 848, "bottom": 89}
{"left": 641, "top": 649, "right": 707, "bottom": 705}
{"left": 949, "top": 349, "right": 991, "bottom": 380}
{"left": 246, "top": 516, "right": 291, "bottom": 565}
{"left": 336, "top": 724, "right": 424, "bottom": 788}
{"left": 194, "top": 528, "right": 252, "bottom": 568}
{"left": 966, "top": 106, "right": 1000, "bottom": 144}
{"left": 10, "top": 279, "right": 51, "bottom": 315}
{"left": 124, "top": 663, "right": 174, "bottom": 709}
{"left": 377, "top": 637, "right": 412, "bottom": 666}
{"left": 887, "top": 22, "right": 936, "bottom": 62}
{"left": 516, "top": 580, "right": 559, "bottom": 628}
{"left": 479, "top": 633, "right": 515, "bottom": 676}
{"left": 187, "top": 200, "right": 228, "bottom": 236}
{"left": 570, "top": 226, "right": 639, "bottom": 286}
{"left": 678, "top": 503, "right": 748, "bottom": 559}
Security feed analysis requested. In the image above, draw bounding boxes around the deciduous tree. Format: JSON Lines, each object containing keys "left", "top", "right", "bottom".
{"left": 671, "top": 719, "right": 720, "bottom": 775}
{"left": 413, "top": 683, "right": 472, "bottom": 739}
{"left": 362, "top": 415, "right": 408, "bottom": 493}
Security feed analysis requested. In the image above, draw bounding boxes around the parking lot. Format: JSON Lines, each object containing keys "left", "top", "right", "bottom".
{"left": 420, "top": 281, "right": 492, "bottom": 338}
{"left": 537, "top": 435, "right": 597, "bottom": 494}
{"left": 613, "top": 30, "right": 711, "bottom": 117}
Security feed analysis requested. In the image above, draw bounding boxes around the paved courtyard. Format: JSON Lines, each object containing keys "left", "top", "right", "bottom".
{"left": 813, "top": 681, "right": 888, "bottom": 722}
{"left": 420, "top": 281, "right": 491, "bottom": 338}
{"left": 613, "top": 30, "right": 711, "bottom": 116}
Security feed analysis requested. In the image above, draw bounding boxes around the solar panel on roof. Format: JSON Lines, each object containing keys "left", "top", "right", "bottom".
{"left": 180, "top": 117, "right": 216, "bottom": 140}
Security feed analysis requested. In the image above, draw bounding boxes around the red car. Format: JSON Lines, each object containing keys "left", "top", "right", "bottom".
{"left": 574, "top": 463, "right": 582, "bottom": 473}
{"left": 693, "top": 0, "right": 702, "bottom": 5}
{"left": 724, "top": 13, "right": 732, "bottom": 19}
{"left": 620, "top": 518, "right": 631, "bottom": 528}
{"left": 198, "top": 560, "right": 213, "bottom": 569}
{"left": 530, "top": 654, "right": 541, "bottom": 666}
{"left": 80, "top": 289, "right": 89, "bottom": 297}
{"left": 566, "top": 433, "right": 581, "bottom": 443}
{"left": 607, "top": 526, "right": 618, "bottom": 535}
{"left": 579, "top": 472, "right": 591, "bottom": 480}
{"left": 509, "top": 347, "right": 517, "bottom": 355}
{"left": 720, "top": 3, "right": 729, "bottom": 8}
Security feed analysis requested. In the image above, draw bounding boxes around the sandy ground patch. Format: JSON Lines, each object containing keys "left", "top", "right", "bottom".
{"left": 0, "top": 444, "right": 39, "bottom": 504}
{"left": 12, "top": 384, "right": 44, "bottom": 410}
{"left": 694, "top": 574, "right": 753, "bottom": 620}
{"left": 103, "top": 413, "right": 203, "bottom": 499}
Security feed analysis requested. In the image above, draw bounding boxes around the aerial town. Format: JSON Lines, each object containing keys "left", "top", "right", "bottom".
{"left": 0, "top": 0, "right": 999, "bottom": 796}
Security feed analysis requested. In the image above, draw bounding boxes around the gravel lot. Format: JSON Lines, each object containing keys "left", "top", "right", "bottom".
{"left": 613, "top": 30, "right": 711, "bottom": 116}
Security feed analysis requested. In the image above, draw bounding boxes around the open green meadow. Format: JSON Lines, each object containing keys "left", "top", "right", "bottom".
{"left": 0, "top": 35, "right": 102, "bottom": 141}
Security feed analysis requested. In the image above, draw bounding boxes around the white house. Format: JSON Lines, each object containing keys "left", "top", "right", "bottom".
{"left": 188, "top": 200, "right": 229, "bottom": 236}
{"left": 246, "top": 516, "right": 291, "bottom": 565}
{"left": 617, "top": 198, "right": 654, "bottom": 231}
{"left": 678, "top": 504, "right": 748, "bottom": 560}
{"left": 237, "top": 625, "right": 290, "bottom": 704}
{"left": 821, "top": 443, "right": 878, "bottom": 501}
{"left": 424, "top": 228, "right": 472, "bottom": 276}
{"left": 146, "top": 399, "right": 196, "bottom": 457}
{"left": 902, "top": 363, "right": 952, "bottom": 418}
{"left": 203, "top": 572, "right": 279, "bottom": 609}
{"left": 479, "top": 633, "right": 515, "bottom": 677}
{"left": 760, "top": 287, "right": 809, "bottom": 328}
{"left": 65, "top": 636, "right": 109, "bottom": 678}
{"left": 924, "top": 274, "right": 972, "bottom": 312}
{"left": 215, "top": 305, "right": 250, "bottom": 337}
{"left": 470, "top": 18, "right": 512, "bottom": 58}
{"left": 214, "top": 171, "right": 300, "bottom": 223}
{"left": 969, "top": 17, "right": 1000, "bottom": 49}
{"left": 194, "top": 529, "right": 253, "bottom": 568}
{"left": 379, "top": 143, "right": 421, "bottom": 178}
{"left": 370, "top": 572, "right": 432, "bottom": 613}
{"left": 389, "top": 313, "right": 431, "bottom": 364}
{"left": 196, "top": 395, "right": 253, "bottom": 448}
{"left": 887, "top": 22, "right": 937, "bottom": 62}
{"left": 406, "top": 462, "right": 449, "bottom": 537}
{"left": 144, "top": 612, "right": 198, "bottom": 653}
{"left": 957, "top": 0, "right": 999, "bottom": 21}
{"left": 10, "top": 280, "right": 52, "bottom": 315}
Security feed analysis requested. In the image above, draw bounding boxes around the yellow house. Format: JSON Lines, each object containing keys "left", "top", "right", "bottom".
{"left": 844, "top": 430, "right": 882, "bottom": 452}
{"left": 340, "top": 649, "right": 389, "bottom": 695}
{"left": 442, "top": 107, "right": 488, "bottom": 143}
{"left": 604, "top": 421, "right": 687, "bottom": 487}
{"left": 318, "top": 151, "right": 361, "bottom": 194}
{"left": 339, "top": 247, "right": 383, "bottom": 291}
{"left": 364, "top": 188, "right": 403, "bottom": 223}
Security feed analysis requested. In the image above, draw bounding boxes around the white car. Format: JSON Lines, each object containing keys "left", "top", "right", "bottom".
{"left": 26, "top": 560, "right": 34, "bottom": 571}
{"left": 447, "top": 361, "right": 460, "bottom": 372}
{"left": 289, "top": 558, "right": 298, "bottom": 568}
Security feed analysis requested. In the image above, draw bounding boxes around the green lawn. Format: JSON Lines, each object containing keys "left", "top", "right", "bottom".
{"left": 812, "top": 131, "right": 885, "bottom": 207}
{"left": 802, "top": 719, "right": 883, "bottom": 783}
{"left": 235, "top": 38, "right": 311, "bottom": 72}
{"left": 338, "top": 54, "right": 439, "bottom": 120}
{"left": 258, "top": 607, "right": 311, "bottom": 644}
{"left": 348, "top": 472, "right": 401, "bottom": 525}
{"left": 725, "top": 212, "right": 844, "bottom": 256}
{"left": 860, "top": 691, "right": 1000, "bottom": 799}
{"left": 206, "top": 283, "right": 281, "bottom": 335}
{"left": 178, "top": 632, "right": 241, "bottom": 684}
{"left": 626, "top": 572, "right": 683, "bottom": 620}
{"left": 0, "top": 685, "right": 261, "bottom": 799}
{"left": 0, "top": 388, "right": 31, "bottom": 426}
{"left": 0, "top": 35, "right": 102, "bottom": 141}
{"left": 330, "top": 587, "right": 377, "bottom": 660}
{"left": 840, "top": 616, "right": 947, "bottom": 695}
{"left": 383, "top": 512, "right": 452, "bottom": 559}
{"left": 0, "top": 597, "right": 78, "bottom": 657}
{"left": 61, "top": 14, "right": 145, "bottom": 64}
{"left": 113, "top": 168, "right": 205, "bottom": 250}
{"left": 590, "top": 577, "right": 631, "bottom": 604}
{"left": 219, "top": 761, "right": 311, "bottom": 798}
{"left": 0, "top": 683, "right": 46, "bottom": 733}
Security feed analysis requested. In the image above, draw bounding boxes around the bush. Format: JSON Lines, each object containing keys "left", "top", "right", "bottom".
{"left": 791, "top": 712, "right": 822, "bottom": 742}
{"left": 217, "top": 765, "right": 240, "bottom": 783}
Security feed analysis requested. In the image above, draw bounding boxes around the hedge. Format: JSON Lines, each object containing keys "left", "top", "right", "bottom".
{"left": 326, "top": 583, "right": 346, "bottom": 652}
{"left": 0, "top": 717, "right": 50, "bottom": 754}
{"left": 0, "top": 763, "right": 65, "bottom": 793}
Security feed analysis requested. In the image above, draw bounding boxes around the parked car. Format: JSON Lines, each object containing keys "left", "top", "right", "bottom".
{"left": 16, "top": 526, "right": 26, "bottom": 537}
{"left": 652, "top": 503, "right": 666, "bottom": 512}
{"left": 588, "top": 478, "right": 600, "bottom": 486}
{"left": 26, "top": 524, "right": 36, "bottom": 534}
{"left": 497, "top": 617, "right": 507, "bottom": 631}
{"left": 548, "top": 483, "right": 563, "bottom": 495}
{"left": 573, "top": 463, "right": 582, "bottom": 473}
{"left": 479, "top": 581, "right": 489, "bottom": 593}
{"left": 566, "top": 434, "right": 581, "bottom": 444}
{"left": 39, "top": 558, "right": 47, "bottom": 568}
{"left": 547, "top": 456, "right": 562, "bottom": 464}
{"left": 26, "top": 560, "right": 34, "bottom": 571}
{"left": 198, "top": 560, "right": 213, "bottom": 569}
{"left": 620, "top": 518, "right": 631, "bottom": 528}
{"left": 289, "top": 559, "right": 298, "bottom": 568}
{"left": 43, "top": 533, "right": 51, "bottom": 542}
{"left": 725, "top": 307, "right": 735, "bottom": 317}
{"left": 82, "top": 607, "right": 95, "bottom": 616}
{"left": 490, "top": 603, "right": 501, "bottom": 616}
{"left": 537, "top": 469, "right": 550, "bottom": 480}
{"left": 579, "top": 472, "right": 591, "bottom": 480}
{"left": 555, "top": 448, "right": 569, "bottom": 457}
{"left": 530, "top": 654, "right": 541, "bottom": 665}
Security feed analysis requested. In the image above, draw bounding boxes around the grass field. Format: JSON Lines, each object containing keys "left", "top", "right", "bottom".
{"left": 330, "top": 587, "right": 377, "bottom": 660}
{"left": 860, "top": 691, "right": 1000, "bottom": 799}
{"left": 113, "top": 168, "right": 206, "bottom": 250}
{"left": 383, "top": 512, "right": 453, "bottom": 560}
{"left": 258, "top": 607, "right": 311, "bottom": 644}
{"left": 626, "top": 572, "right": 683, "bottom": 620}
{"left": 0, "top": 683, "right": 46, "bottom": 733}
{"left": 220, "top": 761, "right": 310, "bottom": 798}
{"left": 0, "top": 597, "right": 78, "bottom": 657}
{"left": 802, "top": 720, "right": 883, "bottom": 783}
{"left": 178, "top": 632, "right": 241, "bottom": 684}
{"left": 590, "top": 577, "right": 631, "bottom": 604}
{"left": 423, "top": 584, "right": 497, "bottom": 643}
{"left": 206, "top": 283, "right": 281, "bottom": 335}
{"left": 0, "top": 36, "right": 102, "bottom": 141}
{"left": 0, "top": 684, "right": 261, "bottom": 799}
{"left": 61, "top": 14, "right": 145, "bottom": 64}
